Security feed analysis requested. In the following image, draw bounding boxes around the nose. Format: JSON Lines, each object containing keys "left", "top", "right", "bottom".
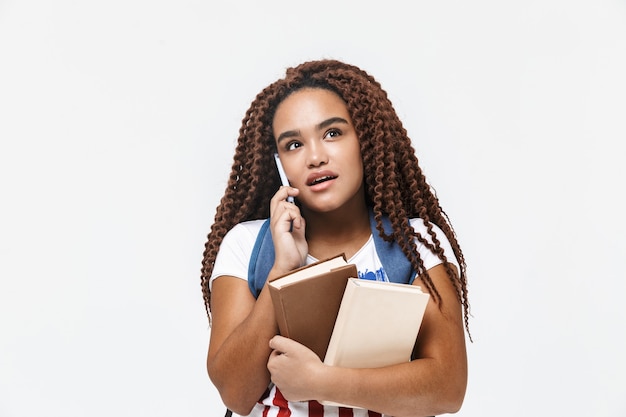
{"left": 306, "top": 140, "right": 329, "bottom": 168}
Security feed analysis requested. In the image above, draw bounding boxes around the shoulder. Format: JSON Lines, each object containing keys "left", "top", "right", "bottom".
{"left": 408, "top": 218, "right": 460, "bottom": 272}
{"left": 219, "top": 219, "right": 268, "bottom": 256}
{"left": 210, "top": 219, "right": 268, "bottom": 286}
{"left": 223, "top": 219, "right": 268, "bottom": 243}
{"left": 409, "top": 218, "right": 445, "bottom": 239}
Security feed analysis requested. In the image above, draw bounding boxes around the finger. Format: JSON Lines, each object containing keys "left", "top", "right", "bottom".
{"left": 272, "top": 201, "right": 301, "bottom": 231}
{"left": 268, "top": 349, "right": 283, "bottom": 361}
{"left": 269, "top": 335, "right": 291, "bottom": 353}
{"left": 291, "top": 213, "right": 305, "bottom": 231}
{"left": 271, "top": 186, "right": 299, "bottom": 207}
{"left": 270, "top": 190, "right": 291, "bottom": 220}
{"left": 271, "top": 186, "right": 291, "bottom": 204}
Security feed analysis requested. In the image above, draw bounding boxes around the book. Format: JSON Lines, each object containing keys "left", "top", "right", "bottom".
{"left": 268, "top": 254, "right": 358, "bottom": 360}
{"left": 321, "top": 278, "right": 430, "bottom": 408}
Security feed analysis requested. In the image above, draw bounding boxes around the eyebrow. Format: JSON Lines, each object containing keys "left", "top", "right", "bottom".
{"left": 276, "top": 117, "right": 349, "bottom": 144}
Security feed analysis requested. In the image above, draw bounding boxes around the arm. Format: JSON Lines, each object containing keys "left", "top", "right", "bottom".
{"left": 207, "top": 275, "right": 279, "bottom": 415}
{"left": 267, "top": 263, "right": 468, "bottom": 416}
{"left": 207, "top": 186, "right": 306, "bottom": 415}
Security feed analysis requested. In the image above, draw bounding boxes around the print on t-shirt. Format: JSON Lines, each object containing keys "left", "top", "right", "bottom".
{"left": 358, "top": 267, "right": 388, "bottom": 282}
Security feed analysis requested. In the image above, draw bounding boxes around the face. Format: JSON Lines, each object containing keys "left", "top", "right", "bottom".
{"left": 272, "top": 88, "right": 365, "bottom": 214}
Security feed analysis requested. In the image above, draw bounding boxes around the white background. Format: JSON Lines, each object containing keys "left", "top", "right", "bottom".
{"left": 1, "top": 0, "right": 625, "bottom": 416}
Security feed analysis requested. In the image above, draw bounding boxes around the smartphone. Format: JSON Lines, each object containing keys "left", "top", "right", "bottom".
{"left": 274, "top": 153, "right": 295, "bottom": 203}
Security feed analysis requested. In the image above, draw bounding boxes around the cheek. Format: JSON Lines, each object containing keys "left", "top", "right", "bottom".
{"left": 346, "top": 146, "right": 364, "bottom": 183}
{"left": 355, "top": 160, "right": 364, "bottom": 181}
{"left": 349, "top": 143, "right": 364, "bottom": 169}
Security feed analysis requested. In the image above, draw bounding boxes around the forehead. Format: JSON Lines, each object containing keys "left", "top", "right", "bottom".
{"left": 272, "top": 88, "right": 349, "bottom": 128}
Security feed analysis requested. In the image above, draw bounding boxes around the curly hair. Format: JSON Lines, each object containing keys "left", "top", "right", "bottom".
{"left": 200, "top": 59, "right": 470, "bottom": 335}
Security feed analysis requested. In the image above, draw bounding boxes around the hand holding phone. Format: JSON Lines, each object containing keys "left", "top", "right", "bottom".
{"left": 274, "top": 153, "right": 295, "bottom": 203}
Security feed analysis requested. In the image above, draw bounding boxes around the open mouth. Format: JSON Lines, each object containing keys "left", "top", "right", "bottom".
{"left": 307, "top": 175, "right": 337, "bottom": 186}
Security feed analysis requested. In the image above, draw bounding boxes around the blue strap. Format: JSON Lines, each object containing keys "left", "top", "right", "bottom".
{"left": 247, "top": 218, "right": 273, "bottom": 297}
{"left": 248, "top": 210, "right": 415, "bottom": 298}
{"left": 368, "top": 210, "right": 416, "bottom": 285}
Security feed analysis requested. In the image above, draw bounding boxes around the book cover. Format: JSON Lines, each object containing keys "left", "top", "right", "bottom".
{"left": 323, "top": 278, "right": 430, "bottom": 368}
{"left": 320, "top": 278, "right": 430, "bottom": 407}
{"left": 268, "top": 254, "right": 358, "bottom": 360}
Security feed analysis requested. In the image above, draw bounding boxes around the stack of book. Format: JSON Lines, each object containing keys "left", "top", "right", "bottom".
{"left": 268, "top": 254, "right": 430, "bottom": 407}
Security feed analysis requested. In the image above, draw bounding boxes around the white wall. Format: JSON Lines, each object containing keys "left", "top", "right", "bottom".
{"left": 1, "top": 1, "right": 625, "bottom": 416}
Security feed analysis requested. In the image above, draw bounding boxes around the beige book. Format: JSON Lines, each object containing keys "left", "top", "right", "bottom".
{"left": 321, "top": 278, "right": 430, "bottom": 408}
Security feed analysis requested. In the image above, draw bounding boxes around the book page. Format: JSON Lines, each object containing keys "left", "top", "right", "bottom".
{"left": 269, "top": 255, "right": 347, "bottom": 288}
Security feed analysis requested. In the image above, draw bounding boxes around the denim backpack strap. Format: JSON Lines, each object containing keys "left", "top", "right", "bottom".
{"left": 249, "top": 211, "right": 415, "bottom": 297}
{"left": 368, "top": 208, "right": 416, "bottom": 284}
{"left": 247, "top": 218, "right": 274, "bottom": 298}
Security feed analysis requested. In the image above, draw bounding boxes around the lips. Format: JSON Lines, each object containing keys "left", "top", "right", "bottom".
{"left": 306, "top": 171, "right": 338, "bottom": 186}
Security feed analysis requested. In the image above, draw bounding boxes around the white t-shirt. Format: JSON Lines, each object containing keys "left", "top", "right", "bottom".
{"left": 211, "top": 218, "right": 459, "bottom": 289}
{"left": 210, "top": 218, "right": 459, "bottom": 417}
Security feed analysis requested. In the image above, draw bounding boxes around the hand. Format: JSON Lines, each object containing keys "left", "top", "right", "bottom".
{"left": 267, "top": 336, "right": 324, "bottom": 402}
{"left": 269, "top": 186, "right": 307, "bottom": 273}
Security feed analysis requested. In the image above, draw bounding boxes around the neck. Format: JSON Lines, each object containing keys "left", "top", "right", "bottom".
{"left": 303, "top": 202, "right": 371, "bottom": 260}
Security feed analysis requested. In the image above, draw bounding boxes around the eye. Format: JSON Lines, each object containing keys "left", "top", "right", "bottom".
{"left": 323, "top": 128, "right": 342, "bottom": 140}
{"left": 286, "top": 141, "right": 302, "bottom": 151}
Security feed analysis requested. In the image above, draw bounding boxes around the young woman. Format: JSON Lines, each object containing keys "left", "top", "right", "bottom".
{"left": 201, "top": 59, "right": 470, "bottom": 417}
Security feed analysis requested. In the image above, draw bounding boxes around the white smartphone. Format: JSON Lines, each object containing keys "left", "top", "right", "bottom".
{"left": 274, "top": 153, "right": 295, "bottom": 203}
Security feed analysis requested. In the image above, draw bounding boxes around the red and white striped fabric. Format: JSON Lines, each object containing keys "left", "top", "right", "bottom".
{"left": 238, "top": 386, "right": 386, "bottom": 417}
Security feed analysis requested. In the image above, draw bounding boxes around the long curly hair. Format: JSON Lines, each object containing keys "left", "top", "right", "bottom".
{"left": 201, "top": 59, "right": 470, "bottom": 335}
